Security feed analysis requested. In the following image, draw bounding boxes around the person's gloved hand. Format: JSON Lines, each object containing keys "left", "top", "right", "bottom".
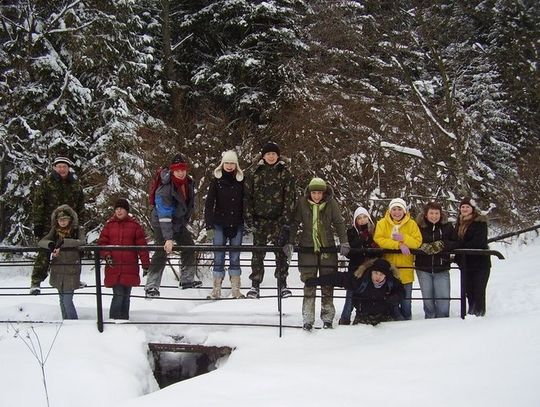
{"left": 392, "top": 232, "right": 404, "bottom": 241}
{"left": 277, "top": 225, "right": 290, "bottom": 246}
{"left": 105, "top": 255, "right": 114, "bottom": 266}
{"left": 399, "top": 242, "right": 410, "bottom": 255}
{"left": 33, "top": 225, "right": 44, "bottom": 238}
{"left": 283, "top": 244, "right": 294, "bottom": 260}
{"left": 206, "top": 228, "right": 215, "bottom": 242}
{"left": 419, "top": 243, "right": 435, "bottom": 255}
{"left": 431, "top": 240, "right": 445, "bottom": 254}
{"left": 339, "top": 243, "right": 351, "bottom": 257}
{"left": 305, "top": 278, "right": 319, "bottom": 287}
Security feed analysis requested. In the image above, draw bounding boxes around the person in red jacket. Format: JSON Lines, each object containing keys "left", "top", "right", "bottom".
{"left": 98, "top": 199, "right": 150, "bottom": 319}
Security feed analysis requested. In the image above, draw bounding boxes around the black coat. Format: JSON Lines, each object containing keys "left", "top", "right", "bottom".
{"left": 204, "top": 171, "right": 244, "bottom": 228}
{"left": 346, "top": 225, "right": 379, "bottom": 273}
{"left": 415, "top": 215, "right": 457, "bottom": 273}
{"left": 453, "top": 215, "right": 491, "bottom": 270}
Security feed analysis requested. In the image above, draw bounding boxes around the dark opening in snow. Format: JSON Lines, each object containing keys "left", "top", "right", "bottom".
{"left": 148, "top": 343, "right": 233, "bottom": 388}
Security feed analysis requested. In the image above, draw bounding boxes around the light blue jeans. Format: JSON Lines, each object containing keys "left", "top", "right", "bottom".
{"left": 417, "top": 270, "right": 450, "bottom": 318}
{"left": 212, "top": 224, "right": 243, "bottom": 278}
{"left": 58, "top": 288, "right": 78, "bottom": 320}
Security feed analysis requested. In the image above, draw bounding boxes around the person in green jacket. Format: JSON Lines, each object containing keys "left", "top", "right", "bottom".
{"left": 287, "top": 178, "right": 349, "bottom": 331}
{"left": 30, "top": 156, "right": 85, "bottom": 294}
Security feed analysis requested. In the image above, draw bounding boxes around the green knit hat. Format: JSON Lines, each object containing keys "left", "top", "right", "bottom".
{"left": 308, "top": 177, "right": 327, "bottom": 192}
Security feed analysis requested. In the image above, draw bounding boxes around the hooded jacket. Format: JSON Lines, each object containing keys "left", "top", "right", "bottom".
{"left": 289, "top": 184, "right": 347, "bottom": 248}
{"left": 38, "top": 205, "right": 85, "bottom": 291}
{"left": 98, "top": 214, "right": 150, "bottom": 288}
{"left": 347, "top": 207, "right": 378, "bottom": 273}
{"left": 373, "top": 210, "right": 422, "bottom": 284}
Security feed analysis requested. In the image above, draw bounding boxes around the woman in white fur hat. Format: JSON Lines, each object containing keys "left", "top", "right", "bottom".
{"left": 374, "top": 198, "right": 422, "bottom": 320}
{"left": 204, "top": 150, "right": 245, "bottom": 299}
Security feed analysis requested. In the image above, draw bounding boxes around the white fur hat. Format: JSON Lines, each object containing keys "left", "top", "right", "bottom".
{"left": 389, "top": 198, "right": 407, "bottom": 212}
{"left": 213, "top": 150, "right": 244, "bottom": 181}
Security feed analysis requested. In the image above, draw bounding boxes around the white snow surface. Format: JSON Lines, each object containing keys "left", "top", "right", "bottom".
{"left": 1, "top": 238, "right": 539, "bottom": 407}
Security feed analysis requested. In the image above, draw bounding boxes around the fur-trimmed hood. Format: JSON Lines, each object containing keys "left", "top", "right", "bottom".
{"left": 49, "top": 204, "right": 79, "bottom": 229}
{"left": 302, "top": 183, "right": 336, "bottom": 201}
{"left": 354, "top": 258, "right": 400, "bottom": 280}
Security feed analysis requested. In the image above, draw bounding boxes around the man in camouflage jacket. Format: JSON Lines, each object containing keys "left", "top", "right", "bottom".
{"left": 30, "top": 156, "right": 85, "bottom": 293}
{"left": 243, "top": 142, "right": 296, "bottom": 298}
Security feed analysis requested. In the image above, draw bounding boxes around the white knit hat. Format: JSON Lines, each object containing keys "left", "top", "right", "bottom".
{"left": 213, "top": 150, "right": 244, "bottom": 181}
{"left": 388, "top": 198, "right": 407, "bottom": 212}
{"left": 52, "top": 156, "right": 74, "bottom": 167}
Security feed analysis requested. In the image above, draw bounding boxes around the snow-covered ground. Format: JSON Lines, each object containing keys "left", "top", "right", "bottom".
{"left": 1, "top": 237, "right": 539, "bottom": 407}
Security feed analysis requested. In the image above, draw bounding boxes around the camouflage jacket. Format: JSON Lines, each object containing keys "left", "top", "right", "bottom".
{"left": 33, "top": 170, "right": 85, "bottom": 231}
{"left": 244, "top": 159, "right": 296, "bottom": 226}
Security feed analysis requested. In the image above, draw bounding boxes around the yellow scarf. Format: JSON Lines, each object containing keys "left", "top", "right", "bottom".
{"left": 308, "top": 199, "right": 326, "bottom": 253}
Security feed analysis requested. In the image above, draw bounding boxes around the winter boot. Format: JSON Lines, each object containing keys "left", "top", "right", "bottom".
{"left": 207, "top": 278, "right": 223, "bottom": 300}
{"left": 246, "top": 283, "right": 260, "bottom": 299}
{"left": 230, "top": 276, "right": 245, "bottom": 299}
{"left": 29, "top": 283, "right": 41, "bottom": 295}
{"left": 279, "top": 279, "right": 292, "bottom": 298}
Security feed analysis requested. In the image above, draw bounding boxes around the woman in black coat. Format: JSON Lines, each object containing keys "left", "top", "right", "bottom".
{"left": 453, "top": 197, "right": 491, "bottom": 316}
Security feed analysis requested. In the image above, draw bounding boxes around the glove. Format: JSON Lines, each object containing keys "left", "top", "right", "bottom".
{"left": 47, "top": 241, "right": 55, "bottom": 250}
{"left": 54, "top": 238, "right": 64, "bottom": 249}
{"left": 206, "top": 228, "right": 215, "bottom": 242}
{"left": 392, "top": 233, "right": 404, "bottom": 241}
{"left": 33, "top": 225, "right": 44, "bottom": 237}
{"left": 305, "top": 278, "right": 319, "bottom": 287}
{"left": 419, "top": 243, "right": 435, "bottom": 255}
{"left": 277, "top": 225, "right": 290, "bottom": 246}
{"left": 399, "top": 242, "right": 410, "bottom": 255}
{"left": 431, "top": 240, "right": 445, "bottom": 254}
{"left": 339, "top": 243, "right": 351, "bottom": 257}
{"left": 105, "top": 255, "right": 114, "bottom": 266}
{"left": 283, "top": 244, "right": 294, "bottom": 260}
{"left": 142, "top": 268, "right": 149, "bottom": 277}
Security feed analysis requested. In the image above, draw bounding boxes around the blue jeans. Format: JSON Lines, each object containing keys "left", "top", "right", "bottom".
{"left": 58, "top": 288, "right": 78, "bottom": 320}
{"left": 399, "top": 283, "right": 413, "bottom": 320}
{"left": 212, "top": 224, "right": 243, "bottom": 278}
{"left": 416, "top": 270, "right": 450, "bottom": 318}
{"left": 340, "top": 289, "right": 353, "bottom": 321}
{"left": 110, "top": 285, "right": 132, "bottom": 320}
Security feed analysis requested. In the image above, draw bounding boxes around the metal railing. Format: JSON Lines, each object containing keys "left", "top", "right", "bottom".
{"left": 0, "top": 244, "right": 504, "bottom": 336}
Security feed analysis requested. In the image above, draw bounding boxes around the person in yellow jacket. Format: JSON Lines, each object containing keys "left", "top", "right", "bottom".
{"left": 374, "top": 198, "right": 422, "bottom": 320}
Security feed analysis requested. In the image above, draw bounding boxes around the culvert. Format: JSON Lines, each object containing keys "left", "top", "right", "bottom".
{"left": 148, "top": 343, "right": 234, "bottom": 388}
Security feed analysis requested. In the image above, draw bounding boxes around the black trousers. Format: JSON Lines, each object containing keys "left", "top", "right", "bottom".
{"left": 464, "top": 267, "right": 491, "bottom": 316}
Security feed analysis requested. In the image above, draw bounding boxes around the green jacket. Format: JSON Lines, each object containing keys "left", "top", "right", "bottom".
{"left": 33, "top": 170, "right": 85, "bottom": 231}
{"left": 289, "top": 185, "right": 347, "bottom": 249}
{"left": 244, "top": 159, "right": 296, "bottom": 225}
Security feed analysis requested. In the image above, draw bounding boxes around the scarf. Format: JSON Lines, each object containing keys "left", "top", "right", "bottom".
{"left": 308, "top": 199, "right": 327, "bottom": 254}
{"left": 172, "top": 175, "right": 188, "bottom": 201}
{"left": 56, "top": 225, "right": 72, "bottom": 240}
{"left": 458, "top": 213, "right": 474, "bottom": 239}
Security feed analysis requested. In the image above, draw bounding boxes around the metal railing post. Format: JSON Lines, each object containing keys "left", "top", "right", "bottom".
{"left": 93, "top": 248, "right": 104, "bottom": 332}
{"left": 460, "top": 257, "right": 467, "bottom": 320}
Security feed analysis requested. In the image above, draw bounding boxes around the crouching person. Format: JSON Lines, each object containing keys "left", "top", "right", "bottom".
{"left": 306, "top": 258, "right": 404, "bottom": 326}
{"left": 38, "top": 205, "right": 85, "bottom": 320}
{"left": 98, "top": 199, "right": 150, "bottom": 319}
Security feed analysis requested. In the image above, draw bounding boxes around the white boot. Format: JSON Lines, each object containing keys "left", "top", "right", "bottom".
{"left": 206, "top": 278, "right": 222, "bottom": 300}
{"left": 230, "top": 276, "right": 245, "bottom": 299}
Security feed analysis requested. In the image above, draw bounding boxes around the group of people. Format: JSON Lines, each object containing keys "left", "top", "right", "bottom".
{"left": 29, "top": 144, "right": 492, "bottom": 328}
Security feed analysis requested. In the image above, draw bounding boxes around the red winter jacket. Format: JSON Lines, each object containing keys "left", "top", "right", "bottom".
{"left": 98, "top": 215, "right": 150, "bottom": 287}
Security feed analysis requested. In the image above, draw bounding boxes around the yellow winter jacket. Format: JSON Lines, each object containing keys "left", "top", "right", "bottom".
{"left": 374, "top": 211, "right": 422, "bottom": 284}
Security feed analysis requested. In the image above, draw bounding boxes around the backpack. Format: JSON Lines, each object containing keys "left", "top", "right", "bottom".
{"left": 148, "top": 167, "right": 165, "bottom": 207}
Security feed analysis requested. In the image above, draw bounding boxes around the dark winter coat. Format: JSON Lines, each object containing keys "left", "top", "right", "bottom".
{"left": 151, "top": 169, "right": 195, "bottom": 240}
{"left": 347, "top": 224, "right": 378, "bottom": 273}
{"left": 204, "top": 171, "right": 244, "bottom": 229}
{"left": 453, "top": 214, "right": 491, "bottom": 270}
{"left": 243, "top": 158, "right": 295, "bottom": 226}
{"left": 98, "top": 214, "right": 150, "bottom": 288}
{"left": 289, "top": 185, "right": 347, "bottom": 249}
{"left": 415, "top": 213, "right": 458, "bottom": 273}
{"left": 33, "top": 170, "right": 85, "bottom": 234}
{"left": 38, "top": 205, "right": 85, "bottom": 291}
{"left": 313, "top": 259, "right": 405, "bottom": 318}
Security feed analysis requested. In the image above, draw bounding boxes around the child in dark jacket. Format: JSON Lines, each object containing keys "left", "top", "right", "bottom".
{"left": 306, "top": 258, "right": 404, "bottom": 326}
{"left": 38, "top": 204, "right": 85, "bottom": 320}
{"left": 339, "top": 207, "right": 378, "bottom": 325}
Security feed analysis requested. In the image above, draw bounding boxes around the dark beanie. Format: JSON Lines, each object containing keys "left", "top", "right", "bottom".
{"left": 460, "top": 196, "right": 476, "bottom": 209}
{"left": 369, "top": 259, "right": 392, "bottom": 277}
{"left": 114, "top": 198, "right": 130, "bottom": 212}
{"left": 171, "top": 154, "right": 187, "bottom": 164}
{"left": 261, "top": 142, "right": 280, "bottom": 156}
